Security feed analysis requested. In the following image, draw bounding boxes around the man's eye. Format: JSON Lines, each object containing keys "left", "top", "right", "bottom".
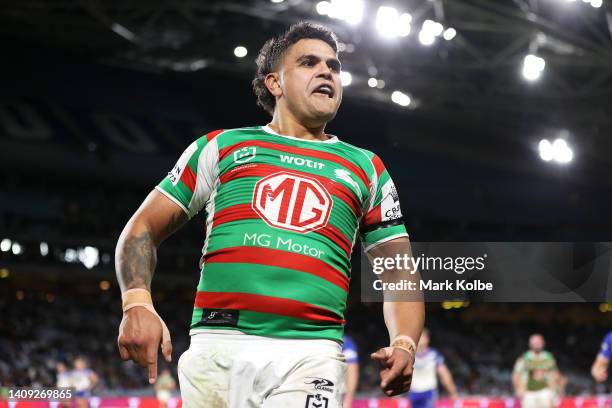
{"left": 302, "top": 60, "right": 316, "bottom": 66}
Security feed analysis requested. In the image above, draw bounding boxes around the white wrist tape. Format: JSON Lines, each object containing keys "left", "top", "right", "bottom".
{"left": 380, "top": 335, "right": 417, "bottom": 361}
{"left": 122, "top": 288, "right": 171, "bottom": 345}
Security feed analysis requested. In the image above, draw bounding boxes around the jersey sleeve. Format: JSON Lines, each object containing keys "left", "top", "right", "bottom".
{"left": 360, "top": 154, "right": 408, "bottom": 251}
{"left": 600, "top": 332, "right": 612, "bottom": 359}
{"left": 156, "top": 130, "right": 221, "bottom": 219}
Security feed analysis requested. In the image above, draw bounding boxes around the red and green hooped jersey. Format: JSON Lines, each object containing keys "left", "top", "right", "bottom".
{"left": 156, "top": 125, "right": 407, "bottom": 342}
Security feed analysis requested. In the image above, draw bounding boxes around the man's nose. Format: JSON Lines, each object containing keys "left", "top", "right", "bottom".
{"left": 316, "top": 62, "right": 333, "bottom": 79}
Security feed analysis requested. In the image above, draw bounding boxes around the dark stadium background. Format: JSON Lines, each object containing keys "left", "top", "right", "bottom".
{"left": 1, "top": 0, "right": 612, "bottom": 405}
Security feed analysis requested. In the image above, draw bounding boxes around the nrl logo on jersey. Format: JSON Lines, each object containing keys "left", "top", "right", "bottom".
{"left": 304, "top": 377, "right": 334, "bottom": 393}
{"left": 233, "top": 146, "right": 257, "bottom": 164}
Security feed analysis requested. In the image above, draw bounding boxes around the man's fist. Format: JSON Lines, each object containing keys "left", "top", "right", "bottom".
{"left": 118, "top": 306, "right": 173, "bottom": 384}
{"left": 371, "top": 347, "right": 414, "bottom": 397}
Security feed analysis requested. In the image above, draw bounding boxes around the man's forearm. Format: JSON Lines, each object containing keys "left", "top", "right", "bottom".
{"left": 383, "top": 301, "right": 424, "bottom": 343}
{"left": 115, "top": 224, "right": 157, "bottom": 292}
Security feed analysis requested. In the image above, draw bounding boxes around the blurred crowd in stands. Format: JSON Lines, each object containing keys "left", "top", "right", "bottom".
{"left": 1, "top": 285, "right": 609, "bottom": 397}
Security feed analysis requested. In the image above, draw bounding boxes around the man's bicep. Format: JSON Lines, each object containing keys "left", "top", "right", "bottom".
{"left": 133, "top": 189, "right": 189, "bottom": 245}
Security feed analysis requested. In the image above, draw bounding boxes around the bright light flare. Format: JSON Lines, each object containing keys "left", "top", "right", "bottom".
{"left": 340, "top": 71, "right": 352, "bottom": 86}
{"left": 318, "top": 0, "right": 364, "bottom": 25}
{"left": 391, "top": 90, "right": 411, "bottom": 107}
{"left": 375, "top": 7, "right": 412, "bottom": 38}
{"left": 234, "top": 46, "right": 248, "bottom": 58}
{"left": 539, "top": 138, "right": 573, "bottom": 163}
{"left": 443, "top": 27, "right": 457, "bottom": 41}
{"left": 522, "top": 54, "right": 546, "bottom": 81}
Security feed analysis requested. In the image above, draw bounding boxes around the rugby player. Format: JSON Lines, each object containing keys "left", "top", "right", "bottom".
{"left": 115, "top": 22, "right": 424, "bottom": 407}
{"left": 591, "top": 331, "right": 612, "bottom": 382}
{"left": 408, "top": 328, "right": 457, "bottom": 408}
{"left": 512, "top": 334, "right": 560, "bottom": 408}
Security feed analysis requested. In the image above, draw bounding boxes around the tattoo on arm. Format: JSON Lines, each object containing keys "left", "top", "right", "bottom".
{"left": 116, "top": 231, "right": 157, "bottom": 291}
{"left": 163, "top": 211, "right": 185, "bottom": 240}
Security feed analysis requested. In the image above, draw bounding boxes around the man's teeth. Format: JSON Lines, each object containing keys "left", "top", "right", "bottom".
{"left": 315, "top": 86, "right": 332, "bottom": 96}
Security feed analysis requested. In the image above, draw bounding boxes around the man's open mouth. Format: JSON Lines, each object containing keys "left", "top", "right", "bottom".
{"left": 312, "top": 84, "right": 334, "bottom": 98}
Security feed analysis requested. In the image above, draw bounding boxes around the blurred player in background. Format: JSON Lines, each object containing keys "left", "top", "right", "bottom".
{"left": 512, "top": 334, "right": 560, "bottom": 408}
{"left": 408, "top": 328, "right": 457, "bottom": 408}
{"left": 155, "top": 368, "right": 177, "bottom": 408}
{"left": 342, "top": 335, "right": 359, "bottom": 407}
{"left": 55, "top": 362, "right": 72, "bottom": 408}
{"left": 71, "top": 357, "right": 98, "bottom": 408}
{"left": 591, "top": 331, "right": 612, "bottom": 382}
{"left": 55, "top": 361, "right": 72, "bottom": 388}
{"left": 115, "top": 21, "right": 424, "bottom": 407}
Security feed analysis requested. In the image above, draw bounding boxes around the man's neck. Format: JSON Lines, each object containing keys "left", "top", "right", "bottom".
{"left": 269, "top": 110, "right": 328, "bottom": 141}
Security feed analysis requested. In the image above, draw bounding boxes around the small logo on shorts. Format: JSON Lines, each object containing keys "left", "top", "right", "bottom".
{"left": 200, "top": 309, "right": 239, "bottom": 327}
{"left": 304, "top": 378, "right": 334, "bottom": 393}
{"left": 305, "top": 394, "right": 328, "bottom": 408}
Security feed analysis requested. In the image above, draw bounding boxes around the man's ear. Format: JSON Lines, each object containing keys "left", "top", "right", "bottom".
{"left": 265, "top": 73, "right": 282, "bottom": 98}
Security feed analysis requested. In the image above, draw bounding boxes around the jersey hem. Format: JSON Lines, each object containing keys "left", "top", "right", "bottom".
{"left": 363, "top": 232, "right": 409, "bottom": 252}
{"left": 189, "top": 327, "right": 344, "bottom": 344}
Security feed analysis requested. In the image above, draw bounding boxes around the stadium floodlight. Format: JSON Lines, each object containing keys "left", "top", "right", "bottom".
{"left": 368, "top": 77, "right": 378, "bottom": 87}
{"left": 40, "top": 242, "right": 49, "bottom": 256}
{"left": 234, "top": 46, "right": 248, "bottom": 58}
{"left": 319, "top": 0, "right": 364, "bottom": 25}
{"left": 375, "top": 7, "right": 412, "bottom": 38}
{"left": 539, "top": 138, "right": 573, "bottom": 163}
{"left": 316, "top": 1, "right": 332, "bottom": 15}
{"left": 418, "top": 30, "right": 436, "bottom": 46}
{"left": 340, "top": 71, "right": 352, "bottom": 86}
{"left": 376, "top": 79, "right": 386, "bottom": 89}
{"left": 443, "top": 27, "right": 457, "bottom": 41}
{"left": 591, "top": 0, "right": 602, "bottom": 7}
{"left": 0, "top": 239, "right": 11, "bottom": 252}
{"left": 270, "top": 0, "right": 285, "bottom": 3}
{"left": 64, "top": 248, "right": 77, "bottom": 262}
{"left": 11, "top": 242, "right": 23, "bottom": 255}
{"left": 552, "top": 138, "right": 573, "bottom": 163}
{"left": 391, "top": 90, "right": 411, "bottom": 107}
{"left": 79, "top": 246, "right": 100, "bottom": 269}
{"left": 422, "top": 19, "right": 444, "bottom": 37}
{"left": 522, "top": 54, "right": 546, "bottom": 81}
{"left": 538, "top": 139, "right": 554, "bottom": 161}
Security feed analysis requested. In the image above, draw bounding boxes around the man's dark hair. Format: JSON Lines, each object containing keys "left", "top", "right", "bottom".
{"left": 252, "top": 22, "right": 339, "bottom": 116}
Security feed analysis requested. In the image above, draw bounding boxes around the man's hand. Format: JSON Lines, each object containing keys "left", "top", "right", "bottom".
{"left": 118, "top": 306, "right": 173, "bottom": 384}
{"left": 371, "top": 347, "right": 414, "bottom": 397}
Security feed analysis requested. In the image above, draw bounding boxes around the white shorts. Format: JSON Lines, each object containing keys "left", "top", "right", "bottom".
{"left": 522, "top": 389, "right": 554, "bottom": 408}
{"left": 178, "top": 330, "right": 347, "bottom": 408}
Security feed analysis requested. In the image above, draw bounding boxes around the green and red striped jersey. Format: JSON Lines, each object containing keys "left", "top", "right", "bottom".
{"left": 156, "top": 125, "right": 407, "bottom": 342}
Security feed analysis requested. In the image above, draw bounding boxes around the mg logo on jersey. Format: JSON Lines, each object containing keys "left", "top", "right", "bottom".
{"left": 233, "top": 146, "right": 257, "bottom": 164}
{"left": 253, "top": 172, "right": 332, "bottom": 233}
